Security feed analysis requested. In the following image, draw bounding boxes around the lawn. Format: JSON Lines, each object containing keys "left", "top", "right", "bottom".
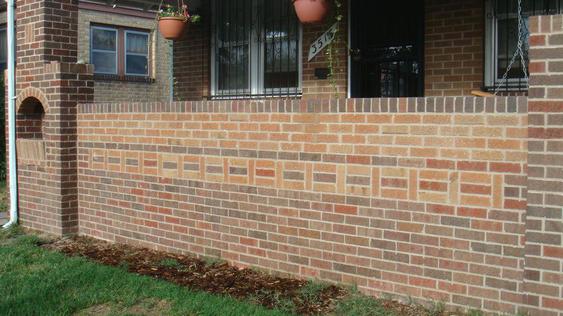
{"left": 0, "top": 229, "right": 431, "bottom": 316}
{"left": 0, "top": 181, "right": 7, "bottom": 212}
{"left": 0, "top": 228, "right": 473, "bottom": 316}
{"left": 0, "top": 229, "right": 289, "bottom": 316}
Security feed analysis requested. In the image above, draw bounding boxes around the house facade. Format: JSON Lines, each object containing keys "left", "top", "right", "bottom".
{"left": 1, "top": 0, "right": 171, "bottom": 102}
{"left": 77, "top": 2, "right": 172, "bottom": 103}
{"left": 171, "top": 0, "right": 558, "bottom": 101}
{"left": 6, "top": 0, "right": 563, "bottom": 315}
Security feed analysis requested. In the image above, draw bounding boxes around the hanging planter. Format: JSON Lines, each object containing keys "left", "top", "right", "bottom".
{"left": 158, "top": 16, "right": 188, "bottom": 40}
{"left": 157, "top": 2, "right": 201, "bottom": 40}
{"left": 292, "top": 0, "right": 329, "bottom": 24}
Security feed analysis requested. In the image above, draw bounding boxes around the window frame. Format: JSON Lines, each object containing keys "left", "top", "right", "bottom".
{"left": 90, "top": 24, "right": 151, "bottom": 79}
{"left": 124, "top": 30, "right": 150, "bottom": 77}
{"left": 210, "top": 0, "right": 303, "bottom": 99}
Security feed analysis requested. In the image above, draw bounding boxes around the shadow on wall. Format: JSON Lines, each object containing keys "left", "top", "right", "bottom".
{"left": 16, "top": 97, "right": 46, "bottom": 164}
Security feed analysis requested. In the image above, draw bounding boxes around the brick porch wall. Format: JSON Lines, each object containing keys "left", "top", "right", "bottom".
{"left": 78, "top": 97, "right": 530, "bottom": 314}
{"left": 523, "top": 15, "right": 563, "bottom": 316}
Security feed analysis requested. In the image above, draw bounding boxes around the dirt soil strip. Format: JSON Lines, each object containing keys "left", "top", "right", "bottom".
{"left": 43, "top": 236, "right": 439, "bottom": 316}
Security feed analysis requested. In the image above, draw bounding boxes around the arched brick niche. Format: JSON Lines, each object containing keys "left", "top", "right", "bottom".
{"left": 16, "top": 88, "right": 49, "bottom": 164}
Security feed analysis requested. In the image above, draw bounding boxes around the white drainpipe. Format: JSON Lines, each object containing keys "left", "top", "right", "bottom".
{"left": 3, "top": 0, "right": 18, "bottom": 229}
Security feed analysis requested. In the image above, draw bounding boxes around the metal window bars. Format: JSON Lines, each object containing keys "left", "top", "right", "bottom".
{"left": 211, "top": 0, "right": 301, "bottom": 99}
{"left": 489, "top": 0, "right": 563, "bottom": 93}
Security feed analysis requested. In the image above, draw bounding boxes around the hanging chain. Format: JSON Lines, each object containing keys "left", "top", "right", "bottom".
{"left": 495, "top": 0, "right": 529, "bottom": 94}
{"left": 156, "top": 0, "right": 165, "bottom": 25}
{"left": 516, "top": 0, "right": 529, "bottom": 82}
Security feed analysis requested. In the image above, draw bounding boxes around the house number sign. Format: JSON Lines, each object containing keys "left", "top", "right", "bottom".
{"left": 308, "top": 23, "right": 338, "bottom": 62}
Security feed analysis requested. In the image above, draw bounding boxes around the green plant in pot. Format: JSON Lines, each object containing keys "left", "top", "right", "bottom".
{"left": 158, "top": 3, "right": 201, "bottom": 40}
{"left": 325, "top": 0, "right": 342, "bottom": 94}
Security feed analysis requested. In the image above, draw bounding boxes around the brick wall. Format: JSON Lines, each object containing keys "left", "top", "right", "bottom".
{"left": 15, "top": 0, "right": 78, "bottom": 67}
{"left": 424, "top": 0, "right": 484, "bottom": 96}
{"left": 15, "top": 63, "right": 93, "bottom": 235}
{"left": 77, "top": 8, "right": 171, "bottom": 103}
{"left": 301, "top": 1, "right": 348, "bottom": 99}
{"left": 11, "top": 0, "right": 95, "bottom": 235}
{"left": 78, "top": 97, "right": 531, "bottom": 315}
{"left": 524, "top": 15, "right": 563, "bottom": 316}
{"left": 172, "top": 21, "right": 210, "bottom": 101}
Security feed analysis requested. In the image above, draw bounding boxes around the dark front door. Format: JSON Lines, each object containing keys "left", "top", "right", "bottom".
{"left": 350, "top": 1, "right": 424, "bottom": 98}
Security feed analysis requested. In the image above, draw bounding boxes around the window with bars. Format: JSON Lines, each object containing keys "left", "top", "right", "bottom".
{"left": 0, "top": 27, "right": 6, "bottom": 73}
{"left": 485, "top": 0, "right": 563, "bottom": 92}
{"left": 211, "top": 0, "right": 301, "bottom": 99}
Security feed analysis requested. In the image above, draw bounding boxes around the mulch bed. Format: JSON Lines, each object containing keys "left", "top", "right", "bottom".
{"left": 43, "top": 236, "right": 443, "bottom": 315}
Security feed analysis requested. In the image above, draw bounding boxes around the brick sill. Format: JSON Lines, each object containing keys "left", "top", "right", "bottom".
{"left": 94, "top": 74, "right": 155, "bottom": 84}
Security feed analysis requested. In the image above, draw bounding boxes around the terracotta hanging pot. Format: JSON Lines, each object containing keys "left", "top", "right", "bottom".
{"left": 293, "top": 0, "right": 329, "bottom": 24}
{"left": 158, "top": 16, "right": 188, "bottom": 40}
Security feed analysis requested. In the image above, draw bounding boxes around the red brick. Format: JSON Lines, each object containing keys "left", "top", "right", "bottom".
{"left": 490, "top": 163, "right": 522, "bottom": 174}
{"left": 335, "top": 205, "right": 358, "bottom": 215}
{"left": 427, "top": 159, "right": 455, "bottom": 170}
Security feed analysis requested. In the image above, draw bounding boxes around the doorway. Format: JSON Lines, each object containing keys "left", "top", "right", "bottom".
{"left": 349, "top": 1, "right": 424, "bottom": 98}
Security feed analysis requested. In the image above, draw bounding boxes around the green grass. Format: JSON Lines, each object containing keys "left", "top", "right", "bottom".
{"left": 0, "top": 228, "right": 290, "bottom": 316}
{"left": 0, "top": 181, "right": 7, "bottom": 212}
{"left": 298, "top": 280, "right": 332, "bottom": 303}
{"left": 333, "top": 292, "right": 395, "bottom": 316}
{"left": 158, "top": 258, "right": 183, "bottom": 269}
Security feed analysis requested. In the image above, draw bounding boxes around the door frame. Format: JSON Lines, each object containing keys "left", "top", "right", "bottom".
{"left": 347, "top": 1, "right": 425, "bottom": 98}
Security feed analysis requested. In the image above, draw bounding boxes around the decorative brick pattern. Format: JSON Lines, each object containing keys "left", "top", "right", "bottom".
{"left": 524, "top": 15, "right": 563, "bottom": 316}
{"left": 78, "top": 96, "right": 530, "bottom": 315}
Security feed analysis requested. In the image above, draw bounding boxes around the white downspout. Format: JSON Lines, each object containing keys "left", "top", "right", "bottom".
{"left": 3, "top": 0, "right": 18, "bottom": 229}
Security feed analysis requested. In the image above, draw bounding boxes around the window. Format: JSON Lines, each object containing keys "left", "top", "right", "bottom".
{"left": 485, "top": 0, "right": 563, "bottom": 91}
{"left": 0, "top": 27, "right": 7, "bottom": 73}
{"left": 211, "top": 0, "right": 301, "bottom": 98}
{"left": 91, "top": 26, "right": 118, "bottom": 74}
{"left": 90, "top": 25, "right": 150, "bottom": 77}
{"left": 125, "top": 31, "right": 149, "bottom": 76}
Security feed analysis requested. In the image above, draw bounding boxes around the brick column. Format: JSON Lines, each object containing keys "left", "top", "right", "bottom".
{"left": 525, "top": 15, "right": 563, "bottom": 316}
{"left": 11, "top": 0, "right": 93, "bottom": 235}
